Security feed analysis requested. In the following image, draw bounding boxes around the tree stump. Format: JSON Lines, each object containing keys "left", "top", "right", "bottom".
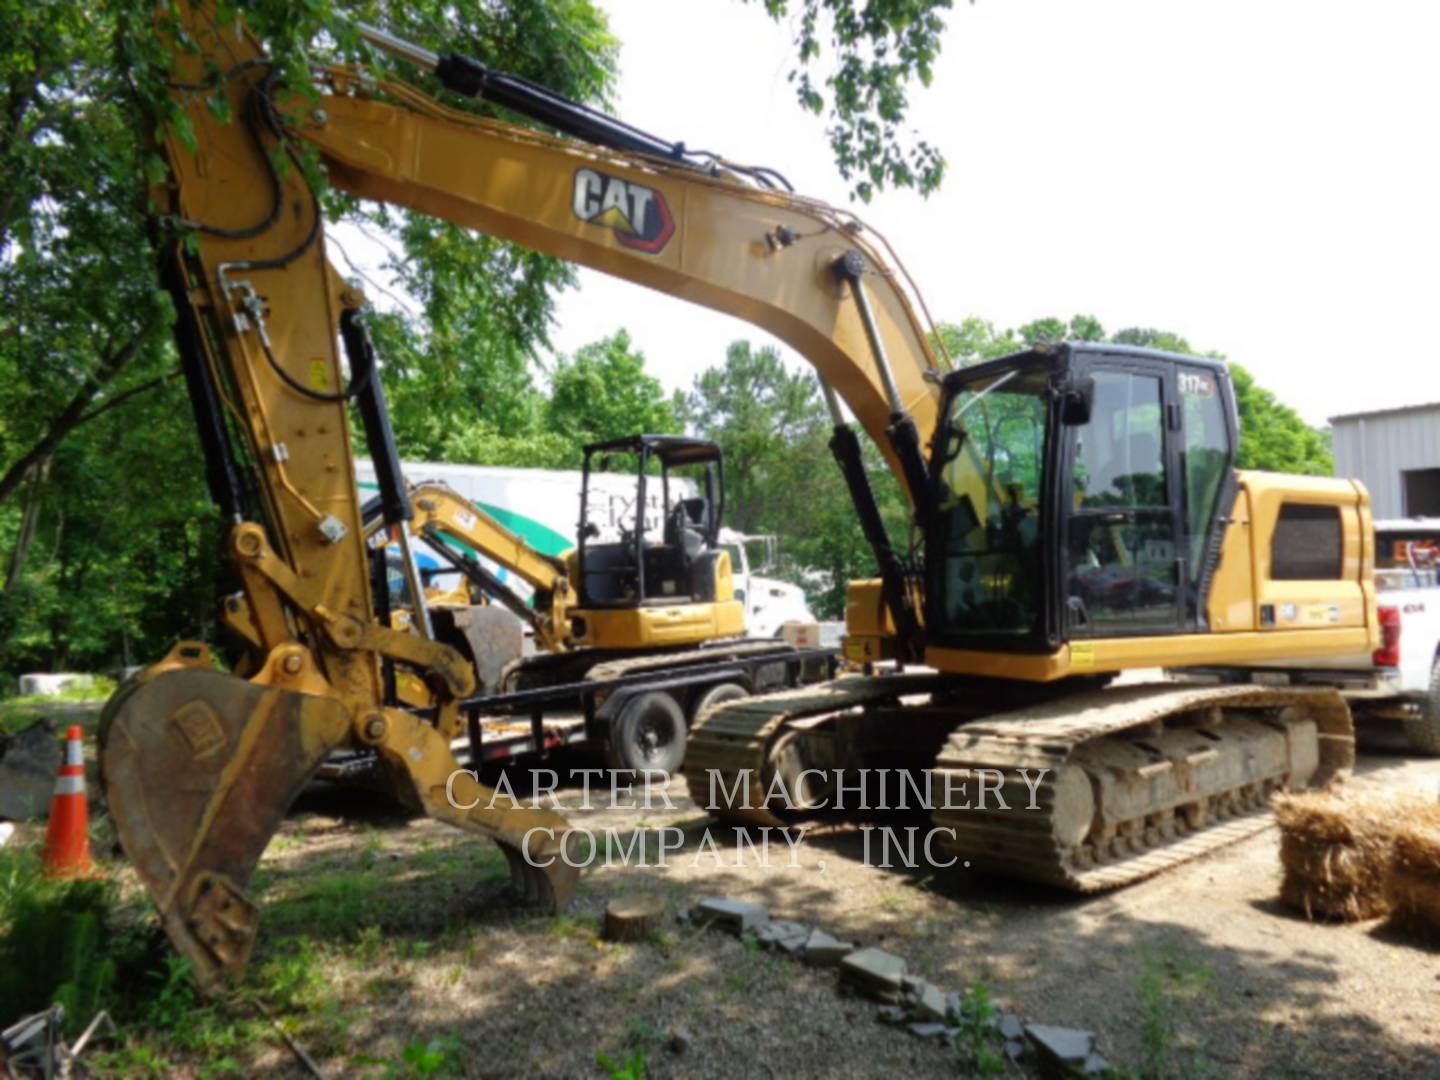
{"left": 602, "top": 897, "right": 665, "bottom": 942}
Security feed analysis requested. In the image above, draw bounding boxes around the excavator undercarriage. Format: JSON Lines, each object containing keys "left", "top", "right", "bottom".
{"left": 688, "top": 680, "right": 1355, "bottom": 890}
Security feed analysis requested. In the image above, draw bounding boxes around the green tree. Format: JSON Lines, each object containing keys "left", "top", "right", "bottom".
{"left": 545, "top": 331, "right": 679, "bottom": 449}
{"left": 0, "top": 0, "right": 619, "bottom": 678}
{"left": 0, "top": 0, "right": 958, "bottom": 674}
{"left": 1228, "top": 365, "right": 1332, "bottom": 475}
{"left": 986, "top": 315, "right": 1332, "bottom": 475}
{"left": 757, "top": 0, "right": 954, "bottom": 200}
{"left": 679, "top": 342, "right": 825, "bottom": 530}
{"left": 680, "top": 341, "right": 908, "bottom": 616}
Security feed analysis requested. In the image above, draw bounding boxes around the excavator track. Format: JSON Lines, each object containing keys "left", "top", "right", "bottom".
{"left": 932, "top": 683, "right": 1354, "bottom": 890}
{"left": 686, "top": 678, "right": 1355, "bottom": 891}
{"left": 684, "top": 674, "right": 936, "bottom": 827}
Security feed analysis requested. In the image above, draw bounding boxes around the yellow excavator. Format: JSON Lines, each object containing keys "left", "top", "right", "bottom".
{"left": 373, "top": 435, "right": 745, "bottom": 671}
{"left": 103, "top": 2, "right": 1373, "bottom": 989}
{"left": 356, "top": 438, "right": 816, "bottom": 773}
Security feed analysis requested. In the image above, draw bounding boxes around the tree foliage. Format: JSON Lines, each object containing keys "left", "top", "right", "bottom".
{"left": 0, "top": 0, "right": 622, "bottom": 680}
{"left": 434, "top": 330, "right": 679, "bottom": 469}
{"left": 679, "top": 342, "right": 908, "bottom": 616}
{"left": 756, "top": 0, "right": 953, "bottom": 200}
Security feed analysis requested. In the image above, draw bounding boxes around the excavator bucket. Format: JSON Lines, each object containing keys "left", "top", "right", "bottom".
{"left": 99, "top": 661, "right": 352, "bottom": 992}
{"left": 101, "top": 646, "right": 582, "bottom": 992}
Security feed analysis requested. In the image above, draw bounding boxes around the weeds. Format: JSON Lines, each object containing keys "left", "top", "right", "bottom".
{"left": 624, "top": 1016, "right": 664, "bottom": 1051}
{"left": 353, "top": 1034, "right": 466, "bottom": 1079}
{"left": 1136, "top": 947, "right": 1217, "bottom": 1079}
{"left": 951, "top": 985, "right": 1005, "bottom": 1076}
{"left": 597, "top": 1047, "right": 646, "bottom": 1080}
{"left": 0, "top": 848, "right": 135, "bottom": 1037}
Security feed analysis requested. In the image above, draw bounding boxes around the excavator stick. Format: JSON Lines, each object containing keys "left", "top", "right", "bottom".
{"left": 101, "top": 645, "right": 579, "bottom": 992}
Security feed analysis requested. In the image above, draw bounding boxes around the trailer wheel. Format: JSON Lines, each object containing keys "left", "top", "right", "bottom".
{"left": 691, "top": 681, "right": 749, "bottom": 725}
{"left": 1403, "top": 655, "right": 1440, "bottom": 756}
{"left": 606, "top": 692, "right": 687, "bottom": 775}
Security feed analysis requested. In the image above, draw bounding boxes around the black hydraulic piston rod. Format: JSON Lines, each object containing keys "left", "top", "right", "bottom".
{"left": 354, "top": 21, "right": 698, "bottom": 166}
{"left": 831, "top": 250, "right": 931, "bottom": 518}
{"left": 817, "top": 379, "right": 924, "bottom": 663}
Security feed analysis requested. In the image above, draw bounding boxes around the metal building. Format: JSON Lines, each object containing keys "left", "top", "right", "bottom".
{"left": 1330, "top": 402, "right": 1440, "bottom": 518}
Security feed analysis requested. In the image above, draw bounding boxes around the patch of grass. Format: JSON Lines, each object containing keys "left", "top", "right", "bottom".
{"left": 1136, "top": 947, "right": 1217, "bottom": 1079}
{"left": 597, "top": 1047, "right": 646, "bottom": 1080}
{"left": 250, "top": 937, "right": 327, "bottom": 1012}
{"left": 358, "top": 828, "right": 385, "bottom": 870}
{"left": 267, "top": 869, "right": 391, "bottom": 938}
{"left": 0, "top": 847, "right": 136, "bottom": 1037}
{"left": 0, "top": 680, "right": 116, "bottom": 735}
{"left": 357, "top": 923, "right": 385, "bottom": 963}
{"left": 546, "top": 913, "right": 596, "bottom": 941}
{"left": 951, "top": 984, "right": 1005, "bottom": 1077}
{"left": 624, "top": 1017, "right": 664, "bottom": 1051}
{"left": 358, "top": 1034, "right": 466, "bottom": 1079}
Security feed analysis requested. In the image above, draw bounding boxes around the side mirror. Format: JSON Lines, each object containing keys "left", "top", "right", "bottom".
{"left": 582, "top": 522, "right": 600, "bottom": 539}
{"left": 1061, "top": 376, "right": 1095, "bottom": 426}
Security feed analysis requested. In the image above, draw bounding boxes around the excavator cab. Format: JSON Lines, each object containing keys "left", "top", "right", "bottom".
{"left": 923, "top": 341, "right": 1372, "bottom": 680}
{"left": 927, "top": 343, "right": 1238, "bottom": 655}
{"left": 577, "top": 435, "right": 727, "bottom": 608}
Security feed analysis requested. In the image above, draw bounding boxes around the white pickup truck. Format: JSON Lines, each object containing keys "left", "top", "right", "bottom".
{"left": 1349, "top": 518, "right": 1440, "bottom": 753}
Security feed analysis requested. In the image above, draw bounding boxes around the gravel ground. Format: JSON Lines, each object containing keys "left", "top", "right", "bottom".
{"left": 223, "top": 720, "right": 1440, "bottom": 1079}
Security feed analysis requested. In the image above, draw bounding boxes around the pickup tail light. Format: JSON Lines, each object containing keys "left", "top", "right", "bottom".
{"left": 1373, "top": 605, "right": 1402, "bottom": 668}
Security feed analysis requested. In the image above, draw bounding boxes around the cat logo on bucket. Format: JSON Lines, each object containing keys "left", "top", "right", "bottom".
{"left": 572, "top": 168, "right": 674, "bottom": 254}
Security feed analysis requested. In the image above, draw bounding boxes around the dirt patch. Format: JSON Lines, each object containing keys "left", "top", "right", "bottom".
{"left": 15, "top": 715, "right": 1438, "bottom": 1077}
{"left": 169, "top": 736, "right": 1439, "bottom": 1079}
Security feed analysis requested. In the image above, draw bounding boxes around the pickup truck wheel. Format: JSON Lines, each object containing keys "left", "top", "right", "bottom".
{"left": 1403, "top": 655, "right": 1440, "bottom": 756}
{"left": 605, "top": 691, "right": 686, "bottom": 775}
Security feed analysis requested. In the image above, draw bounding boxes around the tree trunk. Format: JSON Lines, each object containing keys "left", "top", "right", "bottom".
{"left": 3, "top": 459, "right": 50, "bottom": 595}
{"left": 0, "top": 318, "right": 159, "bottom": 509}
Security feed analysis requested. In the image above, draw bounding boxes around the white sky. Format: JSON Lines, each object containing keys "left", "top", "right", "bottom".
{"left": 545, "top": 0, "right": 1440, "bottom": 425}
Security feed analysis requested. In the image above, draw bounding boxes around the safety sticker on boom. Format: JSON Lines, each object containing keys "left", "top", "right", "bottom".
{"left": 572, "top": 168, "right": 674, "bottom": 254}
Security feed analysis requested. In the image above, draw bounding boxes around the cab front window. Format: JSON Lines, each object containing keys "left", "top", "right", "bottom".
{"left": 928, "top": 367, "right": 1052, "bottom": 639}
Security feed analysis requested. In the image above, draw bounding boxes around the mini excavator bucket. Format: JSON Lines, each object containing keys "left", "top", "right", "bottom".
{"left": 101, "top": 645, "right": 578, "bottom": 993}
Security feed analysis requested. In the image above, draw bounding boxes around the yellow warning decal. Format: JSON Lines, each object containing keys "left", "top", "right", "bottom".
{"left": 1070, "top": 641, "right": 1096, "bottom": 669}
{"left": 309, "top": 359, "right": 330, "bottom": 392}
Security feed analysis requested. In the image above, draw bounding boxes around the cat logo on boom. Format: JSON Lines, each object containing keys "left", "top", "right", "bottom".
{"left": 572, "top": 168, "right": 674, "bottom": 254}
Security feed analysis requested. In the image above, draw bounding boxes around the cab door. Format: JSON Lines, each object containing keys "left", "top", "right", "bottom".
{"left": 1062, "top": 361, "right": 1185, "bottom": 637}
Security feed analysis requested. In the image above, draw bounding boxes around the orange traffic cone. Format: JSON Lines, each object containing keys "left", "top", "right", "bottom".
{"left": 42, "top": 724, "right": 91, "bottom": 878}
